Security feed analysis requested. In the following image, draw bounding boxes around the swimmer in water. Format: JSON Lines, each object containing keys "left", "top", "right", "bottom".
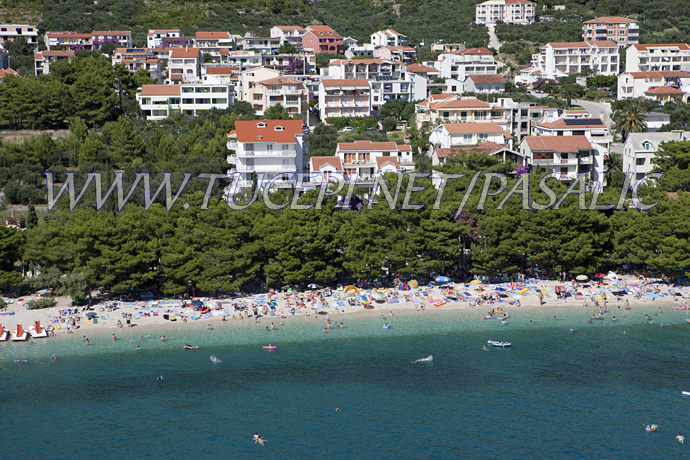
{"left": 676, "top": 433, "right": 685, "bottom": 444}
{"left": 210, "top": 355, "right": 216, "bottom": 362}
{"left": 160, "top": 335, "right": 166, "bottom": 341}
{"left": 482, "top": 345, "right": 488, "bottom": 351}
{"left": 157, "top": 375, "right": 164, "bottom": 381}
{"left": 569, "top": 328, "right": 575, "bottom": 333}
{"left": 323, "top": 327, "right": 328, "bottom": 334}
{"left": 112, "top": 334, "right": 117, "bottom": 341}
{"left": 183, "top": 344, "right": 198, "bottom": 350}
{"left": 136, "top": 345, "right": 141, "bottom": 350}
{"left": 51, "top": 354, "right": 57, "bottom": 360}
{"left": 207, "top": 324, "right": 213, "bottom": 330}
{"left": 336, "top": 407, "right": 341, "bottom": 412}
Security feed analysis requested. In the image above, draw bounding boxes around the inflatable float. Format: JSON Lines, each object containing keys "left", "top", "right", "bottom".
{"left": 645, "top": 424, "right": 658, "bottom": 432}
{"left": 487, "top": 340, "right": 511, "bottom": 348}
{"left": 262, "top": 345, "right": 277, "bottom": 350}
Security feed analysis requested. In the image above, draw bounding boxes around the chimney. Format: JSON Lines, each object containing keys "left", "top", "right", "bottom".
{"left": 671, "top": 129, "right": 683, "bottom": 141}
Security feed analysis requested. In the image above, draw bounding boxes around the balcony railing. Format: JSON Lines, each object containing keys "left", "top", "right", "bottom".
{"left": 237, "top": 150, "right": 296, "bottom": 158}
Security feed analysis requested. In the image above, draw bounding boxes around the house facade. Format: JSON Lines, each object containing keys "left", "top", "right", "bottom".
{"left": 623, "top": 131, "right": 690, "bottom": 181}
{"left": 625, "top": 43, "right": 690, "bottom": 73}
{"left": 0, "top": 24, "right": 38, "bottom": 46}
{"left": 318, "top": 79, "right": 372, "bottom": 120}
{"left": 248, "top": 76, "right": 309, "bottom": 119}
{"left": 136, "top": 83, "right": 233, "bottom": 120}
{"left": 583, "top": 17, "right": 638, "bottom": 46}
{"left": 147, "top": 29, "right": 182, "bottom": 48}
{"left": 34, "top": 50, "right": 74, "bottom": 75}
{"left": 270, "top": 26, "right": 306, "bottom": 47}
{"left": 463, "top": 74, "right": 506, "bottom": 93}
{"left": 168, "top": 47, "right": 202, "bottom": 83}
{"left": 617, "top": 71, "right": 690, "bottom": 100}
{"left": 429, "top": 123, "right": 511, "bottom": 153}
{"left": 370, "top": 29, "right": 407, "bottom": 48}
{"left": 415, "top": 95, "right": 508, "bottom": 129}
{"left": 518, "top": 41, "right": 619, "bottom": 83}
{"left": 519, "top": 135, "right": 602, "bottom": 186}
{"left": 475, "top": 0, "right": 536, "bottom": 25}
{"left": 435, "top": 48, "right": 497, "bottom": 81}
{"left": 302, "top": 25, "right": 343, "bottom": 55}
{"left": 226, "top": 119, "right": 308, "bottom": 189}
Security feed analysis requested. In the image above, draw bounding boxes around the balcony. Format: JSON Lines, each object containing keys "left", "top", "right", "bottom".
{"left": 237, "top": 150, "right": 296, "bottom": 158}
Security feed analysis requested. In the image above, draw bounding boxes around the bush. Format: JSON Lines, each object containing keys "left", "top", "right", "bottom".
{"left": 28, "top": 297, "right": 57, "bottom": 310}
{"left": 382, "top": 117, "right": 397, "bottom": 132}
{"left": 325, "top": 116, "right": 378, "bottom": 131}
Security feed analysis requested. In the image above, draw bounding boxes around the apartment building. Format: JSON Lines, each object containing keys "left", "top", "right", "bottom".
{"left": 318, "top": 79, "right": 372, "bottom": 120}
{"left": 518, "top": 41, "right": 619, "bottom": 83}
{"left": 262, "top": 54, "right": 314, "bottom": 74}
{"left": 370, "top": 29, "right": 407, "bottom": 48}
{"left": 302, "top": 25, "right": 343, "bottom": 55}
{"left": 415, "top": 95, "right": 508, "bottom": 129}
{"left": 463, "top": 74, "right": 506, "bottom": 94}
{"left": 345, "top": 43, "right": 376, "bottom": 59}
{"left": 221, "top": 50, "right": 262, "bottom": 69}
{"left": 583, "top": 17, "right": 638, "bottom": 46}
{"left": 240, "top": 66, "right": 281, "bottom": 101}
{"left": 431, "top": 141, "right": 525, "bottom": 167}
{"left": 373, "top": 46, "right": 416, "bottom": 64}
{"left": 194, "top": 31, "right": 234, "bottom": 56}
{"left": 625, "top": 43, "right": 690, "bottom": 73}
{"left": 112, "top": 48, "right": 163, "bottom": 82}
{"left": 242, "top": 33, "right": 281, "bottom": 54}
{"left": 617, "top": 71, "right": 690, "bottom": 100}
{"left": 168, "top": 47, "right": 202, "bottom": 83}
{"left": 226, "top": 119, "right": 308, "bottom": 189}
{"left": 435, "top": 48, "right": 497, "bottom": 81}
{"left": 202, "top": 66, "right": 240, "bottom": 98}
{"left": 429, "top": 123, "right": 511, "bottom": 154}
{"left": 136, "top": 83, "right": 234, "bottom": 120}
{"left": 45, "top": 31, "right": 93, "bottom": 50}
{"left": 34, "top": 50, "right": 74, "bottom": 75}
{"left": 270, "top": 26, "right": 306, "bottom": 47}
{"left": 147, "top": 29, "right": 182, "bottom": 48}
{"left": 493, "top": 98, "right": 560, "bottom": 140}
{"left": 475, "top": 0, "right": 536, "bottom": 25}
{"left": 310, "top": 140, "right": 414, "bottom": 183}
{"left": 519, "top": 136, "right": 599, "bottom": 183}
{"left": 247, "top": 76, "right": 309, "bottom": 118}
{"left": 92, "top": 31, "right": 132, "bottom": 48}
{"left": 0, "top": 24, "right": 38, "bottom": 46}
{"left": 623, "top": 131, "right": 690, "bottom": 181}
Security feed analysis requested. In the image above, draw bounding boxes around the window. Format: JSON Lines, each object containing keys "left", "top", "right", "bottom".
{"left": 636, "top": 158, "right": 646, "bottom": 166}
{"left": 479, "top": 133, "right": 488, "bottom": 142}
{"left": 245, "top": 143, "right": 254, "bottom": 151}
{"left": 463, "top": 134, "right": 472, "bottom": 142}
{"left": 266, "top": 144, "right": 273, "bottom": 151}
{"left": 642, "top": 141, "right": 652, "bottom": 150}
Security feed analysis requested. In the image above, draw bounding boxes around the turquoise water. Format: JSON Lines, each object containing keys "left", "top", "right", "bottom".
{"left": 1, "top": 308, "right": 689, "bottom": 459}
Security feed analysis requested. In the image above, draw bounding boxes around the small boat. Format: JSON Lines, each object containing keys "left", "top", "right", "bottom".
{"left": 262, "top": 345, "right": 277, "bottom": 350}
{"left": 413, "top": 355, "right": 433, "bottom": 363}
{"left": 14, "top": 359, "right": 29, "bottom": 364}
{"left": 0, "top": 324, "right": 8, "bottom": 341}
{"left": 682, "top": 391, "right": 690, "bottom": 396}
{"left": 30, "top": 320, "right": 48, "bottom": 338}
{"left": 487, "top": 340, "right": 511, "bottom": 348}
{"left": 11, "top": 324, "right": 28, "bottom": 341}
{"left": 645, "top": 424, "right": 658, "bottom": 432}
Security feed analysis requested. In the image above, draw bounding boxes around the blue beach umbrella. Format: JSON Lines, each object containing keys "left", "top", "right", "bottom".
{"left": 435, "top": 276, "right": 451, "bottom": 283}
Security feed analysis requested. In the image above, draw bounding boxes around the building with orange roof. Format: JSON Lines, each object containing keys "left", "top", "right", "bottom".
{"left": 221, "top": 49, "right": 262, "bottom": 69}
{"left": 34, "top": 50, "right": 74, "bottom": 75}
{"left": 242, "top": 32, "right": 281, "bottom": 54}
{"left": 373, "top": 45, "right": 415, "bottom": 64}
{"left": 136, "top": 83, "right": 234, "bottom": 120}
{"left": 334, "top": 140, "right": 414, "bottom": 181}
{"left": 302, "top": 25, "right": 343, "bottom": 55}
{"left": 270, "top": 26, "right": 306, "bottom": 47}
{"left": 617, "top": 70, "right": 690, "bottom": 100}
{"left": 226, "top": 119, "right": 309, "bottom": 189}
{"left": 519, "top": 135, "right": 605, "bottom": 186}
{"left": 431, "top": 141, "right": 526, "bottom": 167}
{"left": 44, "top": 31, "right": 93, "bottom": 50}
{"left": 168, "top": 47, "right": 202, "bottom": 83}
{"left": 112, "top": 48, "right": 162, "bottom": 82}
{"left": 370, "top": 29, "right": 407, "bottom": 48}
{"left": 463, "top": 74, "right": 506, "bottom": 94}
{"left": 583, "top": 17, "right": 638, "bottom": 46}
{"left": 318, "top": 79, "right": 372, "bottom": 120}
{"left": 248, "top": 76, "right": 309, "bottom": 118}
{"left": 0, "top": 68, "right": 18, "bottom": 80}
{"left": 415, "top": 95, "right": 508, "bottom": 128}
{"left": 435, "top": 47, "right": 497, "bottom": 82}
{"left": 475, "top": 0, "right": 536, "bottom": 25}
{"left": 194, "top": 31, "right": 235, "bottom": 56}
{"left": 625, "top": 43, "right": 690, "bottom": 73}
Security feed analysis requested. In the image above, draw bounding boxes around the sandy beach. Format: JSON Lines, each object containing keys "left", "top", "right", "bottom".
{"left": 2, "top": 274, "right": 688, "bottom": 344}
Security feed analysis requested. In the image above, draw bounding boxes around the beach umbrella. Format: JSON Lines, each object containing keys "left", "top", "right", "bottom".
{"left": 470, "top": 280, "right": 482, "bottom": 284}
{"left": 594, "top": 273, "right": 605, "bottom": 278}
{"left": 85, "top": 312, "right": 97, "bottom": 319}
{"left": 576, "top": 275, "right": 588, "bottom": 281}
{"left": 308, "top": 284, "right": 319, "bottom": 289}
{"left": 435, "top": 276, "right": 451, "bottom": 283}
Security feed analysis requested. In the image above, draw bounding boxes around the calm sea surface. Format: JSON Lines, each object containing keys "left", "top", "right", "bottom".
{"left": 1, "top": 307, "right": 689, "bottom": 459}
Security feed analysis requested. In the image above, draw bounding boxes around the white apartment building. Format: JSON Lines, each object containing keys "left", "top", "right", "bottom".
{"left": 345, "top": 43, "right": 376, "bottom": 59}
{"left": 583, "top": 17, "right": 638, "bottom": 46}
{"left": 248, "top": 76, "right": 309, "bottom": 118}
{"left": 168, "top": 47, "right": 202, "bottom": 83}
{"left": 518, "top": 41, "right": 619, "bottom": 84}
{"left": 269, "top": 26, "right": 306, "bottom": 47}
{"left": 221, "top": 50, "right": 262, "bottom": 69}
{"left": 370, "top": 29, "right": 407, "bottom": 48}
{"left": 415, "top": 94, "right": 508, "bottom": 129}
{"left": 623, "top": 131, "right": 690, "bottom": 181}
{"left": 519, "top": 136, "right": 601, "bottom": 185}
{"left": 91, "top": 31, "right": 132, "bottom": 48}
{"left": 194, "top": 31, "right": 234, "bottom": 56}
{"left": 240, "top": 66, "right": 281, "bottom": 102}
{"left": 434, "top": 48, "right": 497, "bottom": 81}
{"left": 0, "top": 24, "right": 38, "bottom": 46}
{"left": 475, "top": 0, "right": 536, "bottom": 25}
{"left": 147, "top": 29, "right": 182, "bottom": 48}
{"left": 202, "top": 66, "right": 240, "bottom": 98}
{"left": 617, "top": 71, "right": 690, "bottom": 100}
{"left": 242, "top": 33, "right": 281, "bottom": 54}
{"left": 112, "top": 48, "right": 163, "bottom": 82}
{"left": 310, "top": 140, "right": 414, "bottom": 183}
{"left": 44, "top": 31, "right": 93, "bottom": 50}
{"left": 463, "top": 74, "right": 506, "bottom": 94}
{"left": 226, "top": 119, "right": 308, "bottom": 188}
{"left": 34, "top": 50, "right": 74, "bottom": 75}
{"left": 318, "top": 79, "right": 372, "bottom": 120}
{"left": 429, "top": 123, "right": 510, "bottom": 153}
{"left": 625, "top": 43, "right": 690, "bottom": 73}
{"left": 136, "top": 84, "right": 234, "bottom": 120}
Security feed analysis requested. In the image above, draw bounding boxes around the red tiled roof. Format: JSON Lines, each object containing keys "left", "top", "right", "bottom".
{"left": 627, "top": 71, "right": 690, "bottom": 78}
{"left": 258, "top": 76, "right": 303, "bottom": 86}
{"left": 376, "top": 157, "right": 400, "bottom": 169}
{"left": 328, "top": 58, "right": 387, "bottom": 65}
{"left": 0, "top": 68, "right": 19, "bottom": 77}
{"left": 382, "top": 29, "right": 405, "bottom": 37}
{"left": 454, "top": 47, "right": 493, "bottom": 56}
{"left": 170, "top": 48, "right": 201, "bottom": 59}
{"left": 337, "top": 140, "right": 408, "bottom": 152}
{"left": 311, "top": 156, "right": 343, "bottom": 171}
{"left": 645, "top": 86, "right": 685, "bottom": 95}
{"left": 584, "top": 16, "right": 636, "bottom": 24}
{"left": 35, "top": 50, "right": 74, "bottom": 58}
{"left": 406, "top": 63, "right": 438, "bottom": 73}
{"left": 306, "top": 25, "right": 342, "bottom": 39}
{"left": 46, "top": 32, "right": 92, "bottom": 39}
{"left": 524, "top": 135, "right": 593, "bottom": 153}
{"left": 431, "top": 98, "right": 493, "bottom": 110}
{"left": 92, "top": 30, "right": 131, "bottom": 36}
{"left": 548, "top": 40, "right": 617, "bottom": 48}
{"left": 435, "top": 141, "right": 507, "bottom": 158}
{"left": 320, "top": 79, "right": 370, "bottom": 88}
{"left": 444, "top": 123, "right": 504, "bottom": 134}
{"left": 195, "top": 31, "right": 230, "bottom": 39}
{"left": 229, "top": 119, "right": 305, "bottom": 143}
{"left": 140, "top": 85, "right": 181, "bottom": 96}
{"left": 204, "top": 66, "right": 239, "bottom": 74}
{"left": 469, "top": 74, "right": 506, "bottom": 84}
{"left": 505, "top": 0, "right": 535, "bottom": 4}
{"left": 274, "top": 26, "right": 306, "bottom": 31}
{"left": 633, "top": 43, "right": 690, "bottom": 51}
{"left": 382, "top": 46, "right": 415, "bottom": 51}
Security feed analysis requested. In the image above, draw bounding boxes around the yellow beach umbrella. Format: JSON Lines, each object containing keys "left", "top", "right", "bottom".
{"left": 470, "top": 280, "right": 482, "bottom": 284}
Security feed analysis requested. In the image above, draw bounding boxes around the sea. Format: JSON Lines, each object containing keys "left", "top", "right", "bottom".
{"left": 1, "top": 306, "right": 689, "bottom": 459}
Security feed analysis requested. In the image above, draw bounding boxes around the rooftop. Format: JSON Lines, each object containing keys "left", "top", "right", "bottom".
{"left": 140, "top": 84, "right": 181, "bottom": 96}
{"left": 337, "top": 140, "right": 411, "bottom": 152}
{"left": 228, "top": 119, "right": 306, "bottom": 143}
{"left": 444, "top": 123, "right": 504, "bottom": 134}
{"left": 524, "top": 135, "right": 593, "bottom": 152}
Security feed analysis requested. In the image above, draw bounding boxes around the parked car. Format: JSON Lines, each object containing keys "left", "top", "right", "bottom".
{"left": 341, "top": 127, "right": 355, "bottom": 132}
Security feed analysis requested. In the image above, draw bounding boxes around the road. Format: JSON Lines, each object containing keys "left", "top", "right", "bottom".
{"left": 487, "top": 24, "right": 501, "bottom": 51}
{"left": 574, "top": 99, "right": 613, "bottom": 127}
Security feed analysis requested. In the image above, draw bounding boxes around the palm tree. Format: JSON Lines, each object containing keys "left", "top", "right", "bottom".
{"left": 613, "top": 103, "right": 647, "bottom": 141}
{"left": 604, "top": 152, "right": 624, "bottom": 187}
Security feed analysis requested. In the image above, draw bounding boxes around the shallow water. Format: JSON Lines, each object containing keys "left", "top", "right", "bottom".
{"left": 1, "top": 307, "right": 689, "bottom": 458}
